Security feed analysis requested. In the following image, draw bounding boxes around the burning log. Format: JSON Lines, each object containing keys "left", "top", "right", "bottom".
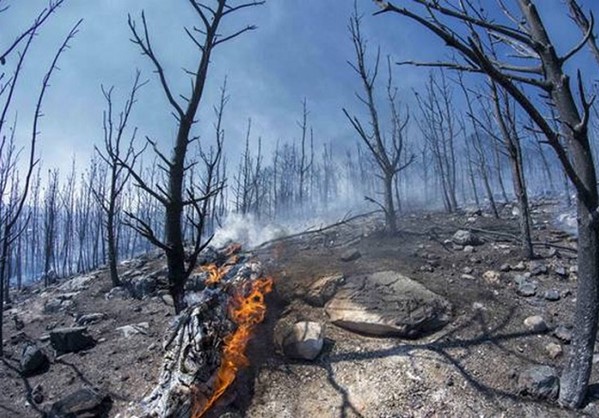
{"left": 140, "top": 251, "right": 273, "bottom": 418}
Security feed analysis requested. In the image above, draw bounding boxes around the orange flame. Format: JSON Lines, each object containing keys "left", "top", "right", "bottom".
{"left": 192, "top": 276, "right": 274, "bottom": 418}
{"left": 202, "top": 264, "right": 230, "bottom": 285}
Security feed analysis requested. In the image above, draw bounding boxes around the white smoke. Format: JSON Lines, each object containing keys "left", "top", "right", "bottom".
{"left": 211, "top": 213, "right": 291, "bottom": 249}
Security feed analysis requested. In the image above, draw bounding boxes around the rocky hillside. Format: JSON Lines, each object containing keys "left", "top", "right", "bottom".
{"left": 1, "top": 200, "right": 598, "bottom": 417}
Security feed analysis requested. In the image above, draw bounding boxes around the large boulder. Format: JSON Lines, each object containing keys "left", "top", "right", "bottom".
{"left": 339, "top": 249, "right": 361, "bottom": 262}
{"left": 304, "top": 274, "right": 344, "bottom": 307}
{"left": 325, "top": 271, "right": 451, "bottom": 338}
{"left": 47, "top": 388, "right": 112, "bottom": 418}
{"left": 452, "top": 230, "right": 482, "bottom": 246}
{"left": 20, "top": 343, "right": 49, "bottom": 376}
{"left": 59, "top": 275, "right": 94, "bottom": 292}
{"left": 124, "top": 274, "right": 158, "bottom": 299}
{"left": 50, "top": 327, "right": 95, "bottom": 354}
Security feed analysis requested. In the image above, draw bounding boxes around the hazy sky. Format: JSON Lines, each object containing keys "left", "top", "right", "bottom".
{"left": 3, "top": 0, "right": 598, "bottom": 175}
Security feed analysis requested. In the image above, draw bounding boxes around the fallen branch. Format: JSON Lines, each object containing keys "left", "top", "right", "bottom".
{"left": 253, "top": 210, "right": 382, "bottom": 251}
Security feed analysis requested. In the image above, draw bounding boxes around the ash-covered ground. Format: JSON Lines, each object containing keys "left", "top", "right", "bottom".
{"left": 1, "top": 199, "right": 595, "bottom": 418}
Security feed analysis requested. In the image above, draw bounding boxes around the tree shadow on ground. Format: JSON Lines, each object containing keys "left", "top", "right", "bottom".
{"left": 1, "top": 357, "right": 44, "bottom": 416}
{"left": 55, "top": 358, "right": 128, "bottom": 403}
{"left": 318, "top": 307, "right": 561, "bottom": 417}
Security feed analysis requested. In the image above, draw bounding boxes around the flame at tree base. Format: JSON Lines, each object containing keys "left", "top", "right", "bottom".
{"left": 192, "top": 276, "right": 274, "bottom": 418}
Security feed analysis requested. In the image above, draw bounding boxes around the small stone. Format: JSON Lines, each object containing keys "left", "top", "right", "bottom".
{"left": 284, "top": 321, "right": 324, "bottom": 360}
{"left": 340, "top": 249, "right": 361, "bottom": 262}
{"left": 472, "top": 302, "right": 485, "bottom": 311}
{"left": 32, "top": 384, "right": 44, "bottom": 404}
{"left": 452, "top": 230, "right": 482, "bottom": 246}
{"left": 560, "top": 289, "right": 572, "bottom": 299}
{"left": 462, "top": 267, "right": 473, "bottom": 274}
{"left": 116, "top": 322, "right": 150, "bottom": 338}
{"left": 524, "top": 315, "right": 548, "bottom": 333}
{"left": 553, "top": 266, "right": 567, "bottom": 278}
{"left": 529, "top": 261, "right": 548, "bottom": 276}
{"left": 463, "top": 245, "right": 475, "bottom": 254}
{"left": 554, "top": 325, "right": 573, "bottom": 344}
{"left": 160, "top": 294, "right": 174, "bottom": 307}
{"left": 544, "top": 290, "right": 560, "bottom": 301}
{"left": 517, "top": 281, "right": 537, "bottom": 297}
{"left": 512, "top": 261, "right": 526, "bottom": 271}
{"left": 482, "top": 270, "right": 501, "bottom": 286}
{"left": 499, "top": 264, "right": 511, "bottom": 272}
{"left": 461, "top": 274, "right": 475, "bottom": 281}
{"left": 518, "top": 366, "right": 559, "bottom": 400}
{"left": 76, "top": 313, "right": 106, "bottom": 326}
{"left": 545, "top": 343, "right": 563, "bottom": 359}
{"left": 105, "top": 287, "right": 129, "bottom": 300}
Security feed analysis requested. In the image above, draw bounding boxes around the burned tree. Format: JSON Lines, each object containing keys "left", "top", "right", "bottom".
{"left": 374, "top": 0, "right": 599, "bottom": 407}
{"left": 94, "top": 72, "right": 146, "bottom": 287}
{"left": 343, "top": 7, "right": 413, "bottom": 233}
{"left": 0, "top": 1, "right": 80, "bottom": 356}
{"left": 121, "top": 1, "right": 263, "bottom": 313}
{"left": 414, "top": 71, "right": 460, "bottom": 213}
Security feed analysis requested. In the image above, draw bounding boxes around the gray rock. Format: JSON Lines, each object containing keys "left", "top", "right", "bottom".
{"left": 76, "top": 313, "right": 106, "bottom": 326}
{"left": 518, "top": 366, "right": 559, "bottom": 400}
{"left": 105, "top": 286, "right": 129, "bottom": 300}
{"left": 20, "top": 343, "right": 49, "bottom": 376}
{"left": 553, "top": 265, "right": 568, "bottom": 278}
{"left": 304, "top": 274, "right": 344, "bottom": 307}
{"left": 44, "top": 297, "right": 74, "bottom": 314}
{"left": 276, "top": 321, "right": 324, "bottom": 360}
{"left": 482, "top": 270, "right": 501, "bottom": 285}
{"left": 452, "top": 230, "right": 482, "bottom": 246}
{"left": 516, "top": 279, "right": 537, "bottom": 297}
{"left": 499, "top": 263, "right": 511, "bottom": 272}
{"left": 47, "top": 388, "right": 112, "bottom": 418}
{"left": 554, "top": 325, "right": 573, "bottom": 344}
{"left": 543, "top": 290, "right": 561, "bottom": 301}
{"left": 524, "top": 315, "right": 548, "bottom": 333}
{"left": 116, "top": 322, "right": 150, "bottom": 338}
{"left": 529, "top": 261, "right": 548, "bottom": 276}
{"left": 463, "top": 245, "right": 475, "bottom": 254}
{"left": 325, "top": 271, "right": 451, "bottom": 337}
{"left": 512, "top": 261, "right": 526, "bottom": 271}
{"left": 125, "top": 275, "right": 157, "bottom": 299}
{"left": 58, "top": 275, "right": 94, "bottom": 292}
{"left": 339, "top": 249, "right": 361, "bottom": 262}
{"left": 50, "top": 327, "right": 95, "bottom": 354}
{"left": 545, "top": 342, "right": 563, "bottom": 359}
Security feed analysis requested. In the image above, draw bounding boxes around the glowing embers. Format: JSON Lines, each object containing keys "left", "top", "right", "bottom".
{"left": 192, "top": 272, "right": 274, "bottom": 417}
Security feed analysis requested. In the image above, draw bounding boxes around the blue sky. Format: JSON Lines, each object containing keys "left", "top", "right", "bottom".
{"left": 3, "top": 0, "right": 598, "bottom": 174}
